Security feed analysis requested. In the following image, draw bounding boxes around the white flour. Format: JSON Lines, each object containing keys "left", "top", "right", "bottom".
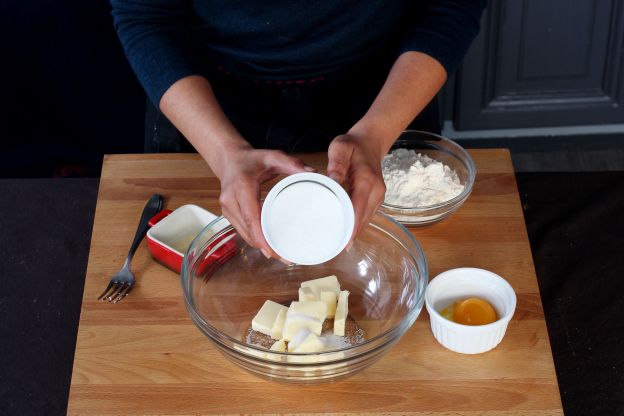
{"left": 382, "top": 149, "right": 464, "bottom": 207}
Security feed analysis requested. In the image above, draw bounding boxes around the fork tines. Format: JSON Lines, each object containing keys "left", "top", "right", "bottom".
{"left": 97, "top": 282, "right": 133, "bottom": 303}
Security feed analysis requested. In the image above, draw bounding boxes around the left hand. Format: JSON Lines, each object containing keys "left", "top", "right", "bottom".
{"left": 327, "top": 133, "right": 387, "bottom": 245}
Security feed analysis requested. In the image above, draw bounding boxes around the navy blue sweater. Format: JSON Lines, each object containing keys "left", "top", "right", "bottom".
{"left": 111, "top": 0, "right": 486, "bottom": 106}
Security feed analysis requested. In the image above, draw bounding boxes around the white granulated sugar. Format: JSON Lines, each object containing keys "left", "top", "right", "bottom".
{"left": 382, "top": 148, "right": 465, "bottom": 207}
{"left": 320, "top": 327, "right": 365, "bottom": 350}
{"left": 266, "top": 181, "right": 345, "bottom": 264}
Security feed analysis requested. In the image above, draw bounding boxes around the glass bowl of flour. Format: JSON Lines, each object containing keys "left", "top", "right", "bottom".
{"left": 380, "top": 130, "right": 476, "bottom": 225}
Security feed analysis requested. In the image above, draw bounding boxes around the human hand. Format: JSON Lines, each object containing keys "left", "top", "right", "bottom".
{"left": 216, "top": 146, "right": 312, "bottom": 258}
{"left": 326, "top": 133, "right": 386, "bottom": 245}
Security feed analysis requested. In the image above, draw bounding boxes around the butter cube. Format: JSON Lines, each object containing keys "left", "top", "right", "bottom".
{"left": 282, "top": 313, "right": 322, "bottom": 341}
{"left": 301, "top": 275, "right": 341, "bottom": 298}
{"left": 320, "top": 290, "right": 338, "bottom": 318}
{"left": 288, "top": 329, "right": 325, "bottom": 353}
{"left": 252, "top": 300, "right": 288, "bottom": 337}
{"left": 270, "top": 339, "right": 287, "bottom": 352}
{"left": 288, "top": 300, "right": 327, "bottom": 322}
{"left": 333, "top": 290, "right": 350, "bottom": 336}
{"left": 270, "top": 309, "right": 287, "bottom": 340}
{"left": 298, "top": 286, "right": 317, "bottom": 301}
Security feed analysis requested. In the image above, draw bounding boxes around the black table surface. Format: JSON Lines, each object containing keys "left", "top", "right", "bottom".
{"left": 1, "top": 173, "right": 623, "bottom": 415}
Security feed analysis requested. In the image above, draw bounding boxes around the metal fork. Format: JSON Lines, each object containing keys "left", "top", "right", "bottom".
{"left": 97, "top": 194, "right": 163, "bottom": 303}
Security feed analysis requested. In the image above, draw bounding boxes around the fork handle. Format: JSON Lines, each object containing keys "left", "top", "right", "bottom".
{"left": 125, "top": 194, "right": 164, "bottom": 265}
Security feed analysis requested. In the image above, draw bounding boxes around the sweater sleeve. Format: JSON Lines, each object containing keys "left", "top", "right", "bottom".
{"left": 399, "top": 0, "right": 487, "bottom": 75}
{"left": 110, "top": 0, "right": 206, "bottom": 106}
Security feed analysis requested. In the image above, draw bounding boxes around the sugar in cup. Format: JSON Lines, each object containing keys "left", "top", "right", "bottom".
{"left": 261, "top": 172, "right": 355, "bottom": 265}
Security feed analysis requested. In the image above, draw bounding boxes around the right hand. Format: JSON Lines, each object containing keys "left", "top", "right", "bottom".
{"left": 216, "top": 147, "right": 312, "bottom": 259}
{"left": 326, "top": 132, "right": 387, "bottom": 246}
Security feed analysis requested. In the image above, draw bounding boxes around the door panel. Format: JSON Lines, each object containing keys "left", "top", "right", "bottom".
{"left": 454, "top": 0, "right": 624, "bottom": 130}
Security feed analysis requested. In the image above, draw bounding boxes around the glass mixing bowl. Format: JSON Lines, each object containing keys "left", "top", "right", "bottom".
{"left": 380, "top": 130, "right": 476, "bottom": 225}
{"left": 181, "top": 212, "right": 428, "bottom": 382}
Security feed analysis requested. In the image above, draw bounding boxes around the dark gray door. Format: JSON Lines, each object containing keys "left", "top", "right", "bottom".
{"left": 453, "top": 0, "right": 624, "bottom": 130}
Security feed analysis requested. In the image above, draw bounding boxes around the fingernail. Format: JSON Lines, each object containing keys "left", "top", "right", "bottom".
{"left": 261, "top": 249, "right": 271, "bottom": 259}
{"left": 346, "top": 241, "right": 353, "bottom": 252}
{"left": 304, "top": 165, "right": 316, "bottom": 172}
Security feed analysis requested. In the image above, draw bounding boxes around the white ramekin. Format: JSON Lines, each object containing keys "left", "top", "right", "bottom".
{"left": 425, "top": 268, "right": 516, "bottom": 354}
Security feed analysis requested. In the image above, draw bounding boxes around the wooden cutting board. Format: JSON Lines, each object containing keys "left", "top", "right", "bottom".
{"left": 67, "top": 150, "right": 563, "bottom": 415}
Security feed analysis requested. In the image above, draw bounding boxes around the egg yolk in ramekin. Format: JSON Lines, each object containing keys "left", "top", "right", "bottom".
{"left": 440, "top": 297, "right": 498, "bottom": 325}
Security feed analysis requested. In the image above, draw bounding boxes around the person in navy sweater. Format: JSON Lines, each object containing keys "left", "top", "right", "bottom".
{"left": 111, "top": 0, "right": 486, "bottom": 258}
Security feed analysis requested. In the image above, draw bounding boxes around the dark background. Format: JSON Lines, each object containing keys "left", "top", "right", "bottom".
{"left": 1, "top": 0, "right": 144, "bottom": 178}
{"left": 2, "top": 0, "right": 623, "bottom": 178}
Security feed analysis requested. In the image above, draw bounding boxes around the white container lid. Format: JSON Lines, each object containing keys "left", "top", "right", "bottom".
{"left": 261, "top": 172, "right": 354, "bottom": 265}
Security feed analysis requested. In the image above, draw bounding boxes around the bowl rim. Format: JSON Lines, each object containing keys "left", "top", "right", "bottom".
{"left": 180, "top": 212, "right": 429, "bottom": 359}
{"left": 424, "top": 267, "right": 517, "bottom": 332}
{"left": 380, "top": 130, "right": 476, "bottom": 212}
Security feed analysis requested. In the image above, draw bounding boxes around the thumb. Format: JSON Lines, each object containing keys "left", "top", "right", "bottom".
{"left": 327, "top": 137, "right": 354, "bottom": 184}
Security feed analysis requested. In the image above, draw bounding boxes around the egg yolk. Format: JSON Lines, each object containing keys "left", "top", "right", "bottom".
{"left": 440, "top": 298, "right": 498, "bottom": 325}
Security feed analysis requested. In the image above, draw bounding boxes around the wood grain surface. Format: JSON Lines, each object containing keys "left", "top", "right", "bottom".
{"left": 67, "top": 150, "right": 563, "bottom": 415}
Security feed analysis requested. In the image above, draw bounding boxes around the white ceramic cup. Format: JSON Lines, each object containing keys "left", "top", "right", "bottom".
{"left": 261, "top": 172, "right": 354, "bottom": 265}
{"left": 425, "top": 268, "right": 516, "bottom": 354}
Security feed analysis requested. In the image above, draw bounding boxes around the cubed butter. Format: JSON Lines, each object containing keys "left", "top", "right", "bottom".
{"left": 300, "top": 275, "right": 341, "bottom": 298}
{"left": 288, "top": 300, "right": 327, "bottom": 321}
{"left": 270, "top": 339, "right": 287, "bottom": 352}
{"left": 270, "top": 309, "right": 287, "bottom": 340}
{"left": 320, "top": 290, "right": 338, "bottom": 318}
{"left": 288, "top": 329, "right": 325, "bottom": 353}
{"left": 298, "top": 286, "right": 317, "bottom": 301}
{"left": 251, "top": 300, "right": 288, "bottom": 337}
{"left": 333, "top": 290, "right": 350, "bottom": 336}
{"left": 282, "top": 313, "right": 322, "bottom": 340}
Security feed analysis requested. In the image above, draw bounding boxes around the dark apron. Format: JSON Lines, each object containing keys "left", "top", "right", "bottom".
{"left": 144, "top": 54, "right": 441, "bottom": 153}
